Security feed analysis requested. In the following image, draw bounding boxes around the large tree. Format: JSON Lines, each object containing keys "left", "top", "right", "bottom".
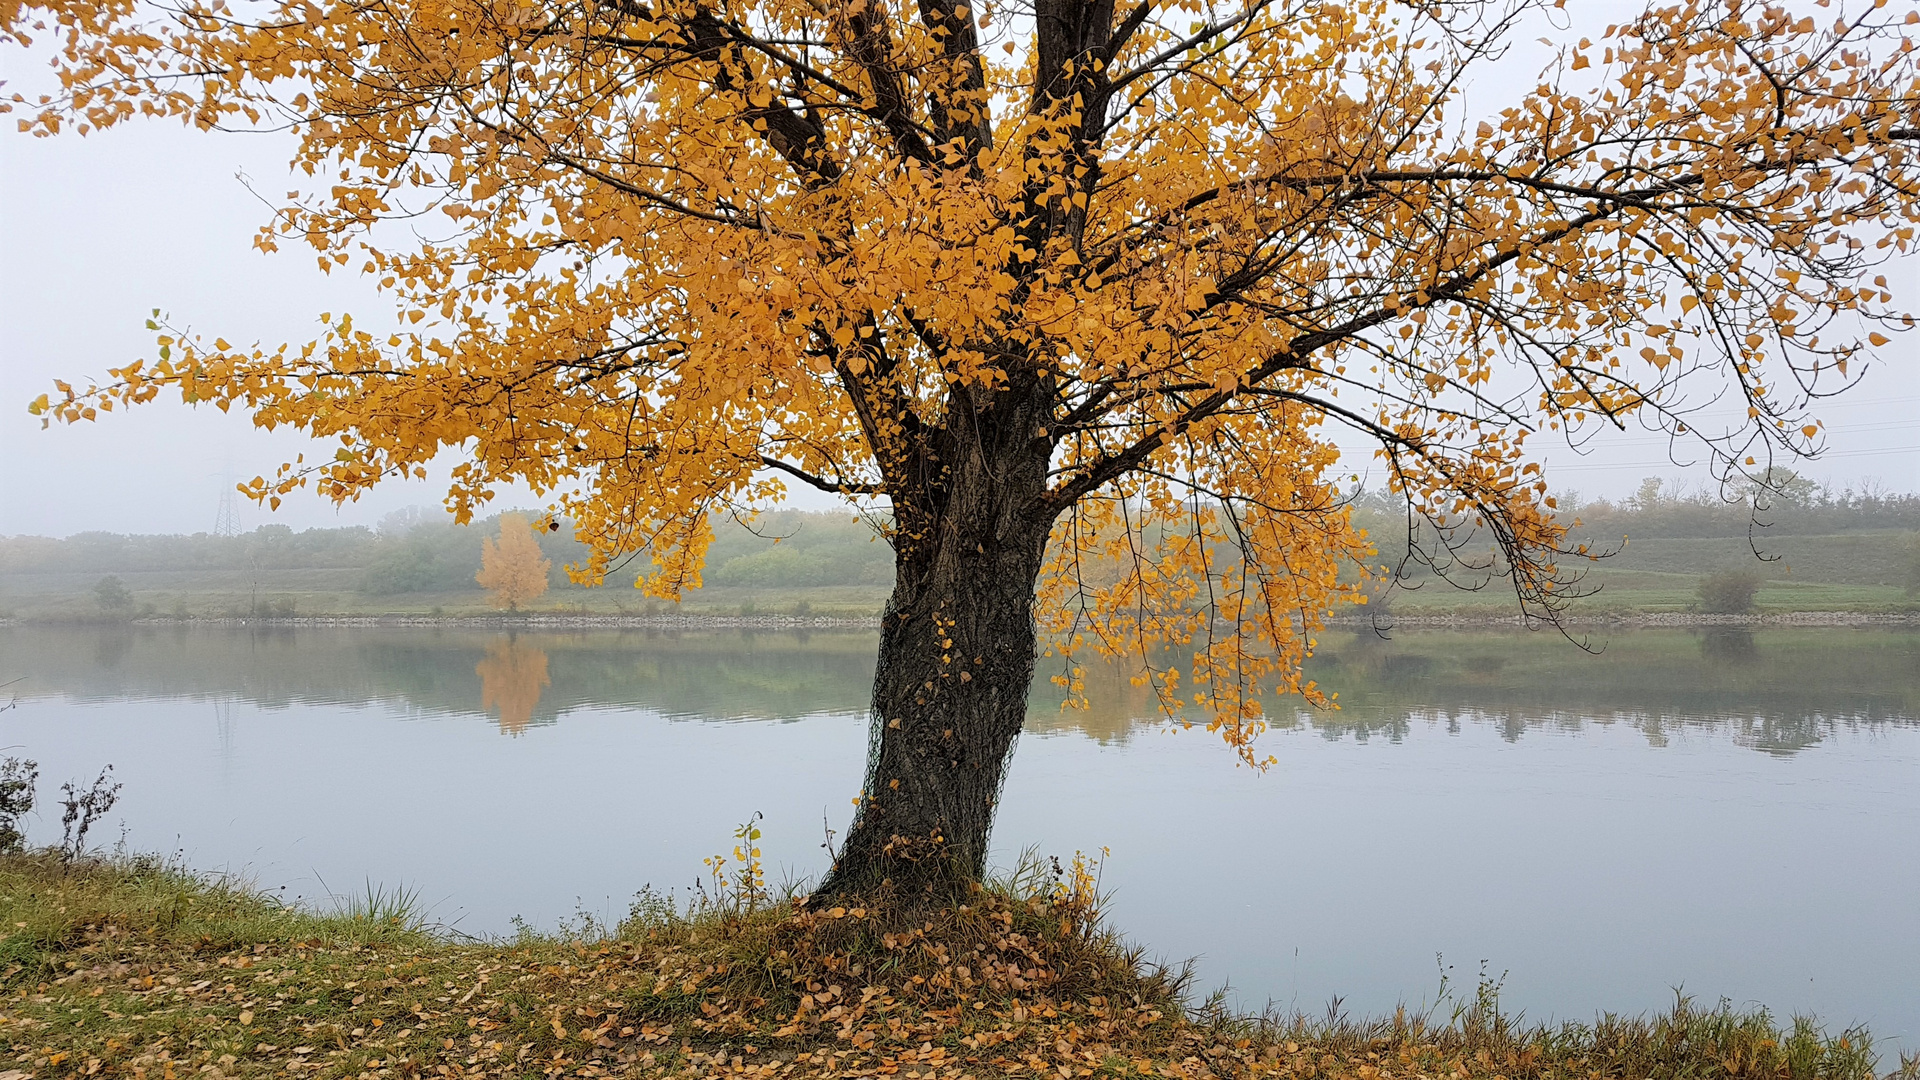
{"left": 9, "top": 0, "right": 1918, "bottom": 897}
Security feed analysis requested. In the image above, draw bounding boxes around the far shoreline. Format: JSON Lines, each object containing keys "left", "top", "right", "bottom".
{"left": 2, "top": 610, "right": 1916, "bottom": 630}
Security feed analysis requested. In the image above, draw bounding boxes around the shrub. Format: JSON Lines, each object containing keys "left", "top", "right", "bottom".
{"left": 58, "top": 766, "right": 121, "bottom": 861}
{"left": 93, "top": 574, "right": 133, "bottom": 612}
{"left": 1697, "top": 570, "right": 1765, "bottom": 614}
{"left": 0, "top": 758, "right": 37, "bottom": 854}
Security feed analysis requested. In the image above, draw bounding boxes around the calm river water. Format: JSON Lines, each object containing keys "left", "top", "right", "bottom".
{"left": 1, "top": 625, "right": 1916, "bottom": 1043}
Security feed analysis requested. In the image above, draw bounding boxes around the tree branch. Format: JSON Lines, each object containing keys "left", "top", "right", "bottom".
{"left": 760, "top": 455, "right": 885, "bottom": 495}
{"left": 1041, "top": 199, "right": 1625, "bottom": 514}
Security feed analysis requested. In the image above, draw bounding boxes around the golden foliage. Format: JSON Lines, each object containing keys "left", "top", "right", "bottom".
{"left": 476, "top": 636, "right": 551, "bottom": 733}
{"left": 476, "top": 514, "right": 552, "bottom": 611}
{"left": 11, "top": 0, "right": 1920, "bottom": 755}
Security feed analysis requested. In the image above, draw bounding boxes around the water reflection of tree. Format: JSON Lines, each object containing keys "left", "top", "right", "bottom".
{"left": 477, "top": 637, "right": 550, "bottom": 735}
{"left": 1304, "top": 708, "right": 1415, "bottom": 744}
{"left": 1699, "top": 629, "right": 1760, "bottom": 665}
{"left": 7, "top": 626, "right": 1919, "bottom": 755}
{"left": 92, "top": 631, "right": 133, "bottom": 671}
{"left": 1728, "top": 713, "right": 1831, "bottom": 756}
{"left": 1026, "top": 653, "right": 1162, "bottom": 743}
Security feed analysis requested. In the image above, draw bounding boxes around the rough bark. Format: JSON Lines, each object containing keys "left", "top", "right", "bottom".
{"left": 809, "top": 0, "right": 1124, "bottom": 901}
{"left": 815, "top": 383, "right": 1055, "bottom": 901}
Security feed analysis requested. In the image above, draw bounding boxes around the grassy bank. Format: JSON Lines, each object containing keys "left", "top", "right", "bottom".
{"left": 4, "top": 576, "right": 1916, "bottom": 623}
{"left": 0, "top": 580, "right": 894, "bottom": 624}
{"left": 0, "top": 853, "right": 1910, "bottom": 1080}
{"left": 3, "top": 511, "right": 1915, "bottom": 622}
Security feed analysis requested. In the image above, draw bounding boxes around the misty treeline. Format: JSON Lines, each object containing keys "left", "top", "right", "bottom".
{"left": 1559, "top": 473, "right": 1920, "bottom": 539}
{"left": 1336, "top": 471, "right": 1920, "bottom": 547}
{"left": 0, "top": 507, "right": 895, "bottom": 595}
{"left": 2, "top": 475, "right": 1915, "bottom": 598}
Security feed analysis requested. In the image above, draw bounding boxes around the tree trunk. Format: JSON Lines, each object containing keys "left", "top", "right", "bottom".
{"left": 814, "top": 393, "right": 1054, "bottom": 902}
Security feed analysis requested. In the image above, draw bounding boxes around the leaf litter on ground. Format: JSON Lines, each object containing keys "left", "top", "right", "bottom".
{"left": 0, "top": 852, "right": 1909, "bottom": 1080}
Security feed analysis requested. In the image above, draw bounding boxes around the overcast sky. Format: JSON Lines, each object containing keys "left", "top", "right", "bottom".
{"left": 2, "top": 8, "right": 1915, "bottom": 540}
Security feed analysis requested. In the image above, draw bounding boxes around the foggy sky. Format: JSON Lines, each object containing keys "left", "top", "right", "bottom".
{"left": 2, "top": 10, "right": 1915, "bottom": 540}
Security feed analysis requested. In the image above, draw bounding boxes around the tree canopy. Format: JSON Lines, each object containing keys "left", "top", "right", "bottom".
{"left": 10, "top": 0, "right": 1920, "bottom": 889}
{"left": 476, "top": 512, "right": 554, "bottom": 609}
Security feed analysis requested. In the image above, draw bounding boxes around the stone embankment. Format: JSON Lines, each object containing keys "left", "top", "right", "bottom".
{"left": 0, "top": 613, "right": 878, "bottom": 630}
{"left": 3, "top": 610, "right": 1915, "bottom": 630}
{"left": 1330, "top": 610, "right": 1920, "bottom": 629}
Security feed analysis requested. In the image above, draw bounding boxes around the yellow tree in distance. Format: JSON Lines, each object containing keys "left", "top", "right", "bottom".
{"left": 10, "top": 0, "right": 1920, "bottom": 897}
{"left": 476, "top": 515, "right": 553, "bottom": 611}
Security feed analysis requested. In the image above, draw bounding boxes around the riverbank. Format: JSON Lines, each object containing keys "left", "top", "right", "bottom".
{"left": 2, "top": 609, "right": 1917, "bottom": 630}
{"left": 1331, "top": 610, "right": 1920, "bottom": 629}
{"left": 0, "top": 853, "right": 1910, "bottom": 1080}
{"left": 0, "top": 613, "right": 878, "bottom": 631}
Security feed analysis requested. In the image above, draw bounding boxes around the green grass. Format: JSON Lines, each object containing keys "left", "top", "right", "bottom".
{"left": 1376, "top": 528, "right": 1919, "bottom": 616}
{"left": 0, "top": 851, "right": 1911, "bottom": 1080}
{"left": 5, "top": 527, "right": 1915, "bottom": 620}
{"left": 1594, "top": 532, "right": 1915, "bottom": 587}
{"left": 0, "top": 852, "right": 433, "bottom": 965}
{"left": 6, "top": 573, "right": 1914, "bottom": 622}
{"left": 1384, "top": 574, "right": 1916, "bottom": 616}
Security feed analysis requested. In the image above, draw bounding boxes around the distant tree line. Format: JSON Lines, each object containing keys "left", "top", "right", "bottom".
{"left": 0, "top": 523, "right": 380, "bottom": 574}
{"left": 1561, "top": 472, "right": 1920, "bottom": 540}
{"left": 0, "top": 508, "right": 896, "bottom": 595}
{"left": 3, "top": 482, "right": 1913, "bottom": 602}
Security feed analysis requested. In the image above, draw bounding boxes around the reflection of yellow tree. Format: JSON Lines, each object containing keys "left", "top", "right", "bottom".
{"left": 477, "top": 638, "right": 550, "bottom": 736}
{"left": 1027, "top": 651, "right": 1165, "bottom": 744}
{"left": 475, "top": 514, "right": 551, "bottom": 611}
